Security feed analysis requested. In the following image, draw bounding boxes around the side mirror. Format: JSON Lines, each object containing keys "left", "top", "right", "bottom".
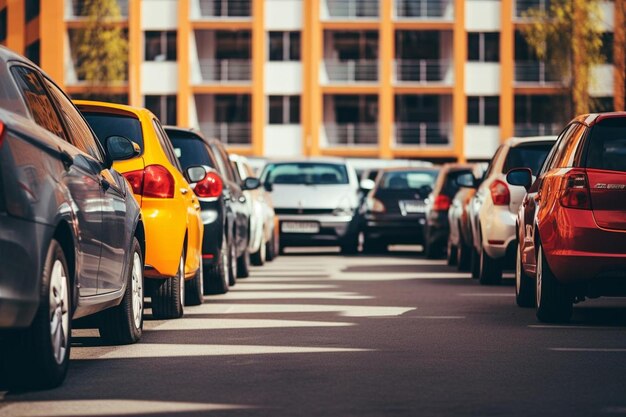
{"left": 105, "top": 135, "right": 140, "bottom": 161}
{"left": 242, "top": 177, "right": 261, "bottom": 191}
{"left": 456, "top": 172, "right": 477, "bottom": 188}
{"left": 506, "top": 168, "right": 533, "bottom": 191}
{"left": 264, "top": 181, "right": 273, "bottom": 192}
{"left": 360, "top": 178, "right": 375, "bottom": 192}
{"left": 186, "top": 165, "right": 208, "bottom": 183}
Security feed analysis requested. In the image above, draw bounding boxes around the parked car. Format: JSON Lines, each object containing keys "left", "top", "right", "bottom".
{"left": 447, "top": 163, "right": 488, "bottom": 270}
{"left": 230, "top": 153, "right": 277, "bottom": 265}
{"left": 76, "top": 101, "right": 204, "bottom": 318}
{"left": 460, "top": 137, "right": 556, "bottom": 285}
{"left": 0, "top": 47, "right": 145, "bottom": 388}
{"left": 422, "top": 164, "right": 473, "bottom": 258}
{"left": 260, "top": 159, "right": 361, "bottom": 254}
{"left": 507, "top": 113, "right": 626, "bottom": 322}
{"left": 360, "top": 167, "right": 439, "bottom": 252}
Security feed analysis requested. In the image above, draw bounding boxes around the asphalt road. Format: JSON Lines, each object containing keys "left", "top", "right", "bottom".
{"left": 1, "top": 247, "right": 626, "bottom": 417}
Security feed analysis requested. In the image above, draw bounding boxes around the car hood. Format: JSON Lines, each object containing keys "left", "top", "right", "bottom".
{"left": 270, "top": 184, "right": 358, "bottom": 209}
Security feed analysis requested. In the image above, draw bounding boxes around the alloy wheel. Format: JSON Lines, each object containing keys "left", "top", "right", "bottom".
{"left": 131, "top": 252, "right": 144, "bottom": 330}
{"left": 536, "top": 247, "right": 543, "bottom": 308}
{"left": 49, "top": 259, "right": 69, "bottom": 365}
{"left": 179, "top": 255, "right": 185, "bottom": 309}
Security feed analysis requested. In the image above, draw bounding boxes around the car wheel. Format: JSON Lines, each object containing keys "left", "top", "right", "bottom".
{"left": 457, "top": 241, "right": 471, "bottom": 272}
{"left": 363, "top": 236, "right": 386, "bottom": 254}
{"left": 205, "top": 235, "right": 229, "bottom": 295}
{"left": 424, "top": 231, "right": 441, "bottom": 259}
{"left": 340, "top": 232, "right": 359, "bottom": 255}
{"left": 446, "top": 238, "right": 457, "bottom": 266}
{"left": 0, "top": 239, "right": 71, "bottom": 389}
{"left": 536, "top": 244, "right": 572, "bottom": 323}
{"left": 478, "top": 247, "right": 502, "bottom": 285}
{"left": 99, "top": 237, "right": 144, "bottom": 344}
{"left": 228, "top": 240, "right": 238, "bottom": 286}
{"left": 265, "top": 232, "right": 276, "bottom": 262}
{"left": 251, "top": 234, "right": 266, "bottom": 266}
{"left": 237, "top": 248, "right": 251, "bottom": 278}
{"left": 515, "top": 242, "right": 535, "bottom": 308}
{"left": 152, "top": 252, "right": 185, "bottom": 320}
{"left": 184, "top": 259, "right": 204, "bottom": 306}
{"left": 470, "top": 247, "right": 480, "bottom": 279}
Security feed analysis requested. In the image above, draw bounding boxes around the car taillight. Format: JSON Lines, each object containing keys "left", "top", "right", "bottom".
{"left": 490, "top": 180, "right": 510, "bottom": 206}
{"left": 0, "top": 121, "right": 5, "bottom": 148}
{"left": 559, "top": 170, "right": 591, "bottom": 209}
{"left": 194, "top": 171, "right": 223, "bottom": 198}
{"left": 143, "top": 165, "right": 175, "bottom": 198}
{"left": 123, "top": 169, "right": 144, "bottom": 195}
{"left": 433, "top": 195, "right": 451, "bottom": 211}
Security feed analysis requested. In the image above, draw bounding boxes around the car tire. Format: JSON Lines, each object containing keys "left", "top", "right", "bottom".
{"left": 237, "top": 248, "right": 251, "bottom": 278}
{"left": 228, "top": 241, "right": 238, "bottom": 286}
{"left": 457, "top": 241, "right": 471, "bottom": 272}
{"left": 340, "top": 232, "right": 359, "bottom": 255}
{"left": 205, "top": 236, "right": 229, "bottom": 295}
{"left": 99, "top": 237, "right": 144, "bottom": 344}
{"left": 265, "top": 232, "right": 277, "bottom": 262}
{"left": 184, "top": 260, "right": 204, "bottom": 306}
{"left": 478, "top": 247, "right": 502, "bottom": 285}
{"left": 515, "top": 242, "right": 535, "bottom": 308}
{"left": 363, "top": 236, "right": 386, "bottom": 254}
{"left": 251, "top": 235, "right": 266, "bottom": 266}
{"left": 446, "top": 238, "right": 457, "bottom": 266}
{"left": 470, "top": 247, "right": 480, "bottom": 279}
{"left": 536, "top": 244, "right": 572, "bottom": 323}
{"left": 0, "top": 239, "right": 71, "bottom": 389}
{"left": 152, "top": 252, "right": 185, "bottom": 320}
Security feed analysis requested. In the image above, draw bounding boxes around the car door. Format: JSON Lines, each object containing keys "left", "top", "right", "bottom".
{"left": 43, "top": 78, "right": 130, "bottom": 294}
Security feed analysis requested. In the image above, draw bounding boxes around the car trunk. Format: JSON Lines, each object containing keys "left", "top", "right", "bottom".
{"left": 587, "top": 169, "right": 626, "bottom": 230}
{"left": 374, "top": 189, "right": 427, "bottom": 215}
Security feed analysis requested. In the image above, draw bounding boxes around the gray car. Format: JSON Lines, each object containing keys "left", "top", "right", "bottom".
{"left": 260, "top": 158, "right": 361, "bottom": 254}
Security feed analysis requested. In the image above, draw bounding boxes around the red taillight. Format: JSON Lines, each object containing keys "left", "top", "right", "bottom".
{"left": 433, "top": 195, "right": 451, "bottom": 211}
{"left": 194, "top": 171, "right": 223, "bottom": 198}
{"left": 0, "top": 121, "right": 5, "bottom": 148}
{"left": 559, "top": 170, "right": 591, "bottom": 209}
{"left": 123, "top": 169, "right": 144, "bottom": 195}
{"left": 143, "top": 165, "right": 175, "bottom": 198}
{"left": 490, "top": 180, "right": 510, "bottom": 206}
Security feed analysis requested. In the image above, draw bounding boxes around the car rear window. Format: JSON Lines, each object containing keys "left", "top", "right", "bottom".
{"left": 379, "top": 170, "right": 437, "bottom": 190}
{"left": 0, "top": 64, "right": 27, "bottom": 117}
{"left": 82, "top": 112, "right": 144, "bottom": 151}
{"left": 502, "top": 143, "right": 554, "bottom": 175}
{"left": 167, "top": 132, "right": 216, "bottom": 170}
{"left": 586, "top": 118, "right": 626, "bottom": 172}
{"left": 441, "top": 169, "right": 472, "bottom": 197}
{"left": 262, "top": 163, "right": 349, "bottom": 185}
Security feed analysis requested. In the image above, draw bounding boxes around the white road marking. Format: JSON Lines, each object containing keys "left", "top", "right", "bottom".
{"left": 331, "top": 272, "right": 472, "bottom": 281}
{"left": 183, "top": 303, "right": 415, "bottom": 317}
{"left": 549, "top": 348, "right": 626, "bottom": 352}
{"left": 227, "top": 283, "right": 337, "bottom": 290}
{"left": 458, "top": 293, "right": 515, "bottom": 297}
{"left": 151, "top": 318, "right": 354, "bottom": 331}
{"left": 408, "top": 316, "right": 466, "bottom": 319}
{"left": 211, "top": 291, "right": 372, "bottom": 300}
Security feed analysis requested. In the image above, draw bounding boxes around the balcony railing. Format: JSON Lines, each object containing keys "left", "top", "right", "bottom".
{"left": 515, "top": 0, "right": 551, "bottom": 19}
{"left": 199, "top": 122, "right": 251, "bottom": 145}
{"left": 198, "top": 0, "right": 251, "bottom": 18}
{"left": 395, "top": 60, "right": 451, "bottom": 84}
{"left": 198, "top": 59, "right": 251, "bottom": 83}
{"left": 394, "top": 123, "right": 451, "bottom": 146}
{"left": 395, "top": 0, "right": 451, "bottom": 19}
{"left": 514, "top": 61, "right": 564, "bottom": 85}
{"left": 514, "top": 123, "right": 562, "bottom": 137}
{"left": 67, "top": 0, "right": 128, "bottom": 18}
{"left": 324, "top": 123, "right": 378, "bottom": 146}
{"left": 324, "top": 60, "right": 378, "bottom": 83}
{"left": 324, "top": 0, "right": 379, "bottom": 19}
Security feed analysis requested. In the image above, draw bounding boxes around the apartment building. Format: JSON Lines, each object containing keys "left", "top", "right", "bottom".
{"left": 1, "top": 0, "right": 623, "bottom": 161}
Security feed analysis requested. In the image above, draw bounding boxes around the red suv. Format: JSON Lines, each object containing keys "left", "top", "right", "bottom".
{"left": 507, "top": 113, "right": 626, "bottom": 323}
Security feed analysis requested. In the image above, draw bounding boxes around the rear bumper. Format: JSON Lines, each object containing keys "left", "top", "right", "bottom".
{"left": 365, "top": 214, "right": 425, "bottom": 243}
{"left": 142, "top": 201, "right": 186, "bottom": 278}
{"left": 480, "top": 206, "right": 517, "bottom": 260}
{"left": 199, "top": 201, "right": 224, "bottom": 267}
{"left": 278, "top": 214, "right": 354, "bottom": 246}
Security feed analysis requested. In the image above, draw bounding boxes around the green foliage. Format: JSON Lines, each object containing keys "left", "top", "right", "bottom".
{"left": 69, "top": 0, "right": 128, "bottom": 100}
{"left": 521, "top": 0, "right": 605, "bottom": 116}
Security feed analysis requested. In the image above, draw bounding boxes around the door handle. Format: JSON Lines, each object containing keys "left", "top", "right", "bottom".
{"left": 180, "top": 188, "right": 189, "bottom": 195}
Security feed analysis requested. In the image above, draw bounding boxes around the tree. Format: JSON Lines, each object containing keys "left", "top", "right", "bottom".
{"left": 69, "top": 0, "right": 128, "bottom": 101}
{"left": 615, "top": 0, "right": 626, "bottom": 111}
{"left": 521, "top": 0, "right": 605, "bottom": 116}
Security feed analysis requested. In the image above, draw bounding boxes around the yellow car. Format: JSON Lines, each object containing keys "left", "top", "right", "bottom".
{"left": 76, "top": 101, "right": 204, "bottom": 319}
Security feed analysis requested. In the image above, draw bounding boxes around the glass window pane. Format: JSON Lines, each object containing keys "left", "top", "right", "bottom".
{"left": 484, "top": 33, "right": 500, "bottom": 62}
{"left": 289, "top": 32, "right": 301, "bottom": 61}
{"left": 269, "top": 32, "right": 284, "bottom": 61}
{"left": 484, "top": 96, "right": 500, "bottom": 126}
{"left": 166, "top": 95, "right": 177, "bottom": 125}
{"left": 166, "top": 31, "right": 177, "bottom": 61}
{"left": 289, "top": 96, "right": 300, "bottom": 124}
{"left": 269, "top": 95, "right": 284, "bottom": 124}
{"left": 467, "top": 97, "right": 480, "bottom": 124}
{"left": 468, "top": 33, "right": 480, "bottom": 62}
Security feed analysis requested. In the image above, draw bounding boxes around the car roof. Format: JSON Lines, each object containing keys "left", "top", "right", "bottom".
{"left": 379, "top": 166, "right": 440, "bottom": 173}
{"left": 0, "top": 46, "right": 36, "bottom": 67}
{"left": 505, "top": 136, "right": 558, "bottom": 147}
{"left": 265, "top": 157, "right": 348, "bottom": 165}
{"left": 573, "top": 111, "right": 626, "bottom": 127}
{"left": 74, "top": 100, "right": 155, "bottom": 119}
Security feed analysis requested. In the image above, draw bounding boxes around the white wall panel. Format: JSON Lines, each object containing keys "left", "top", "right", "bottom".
{"left": 465, "top": 63, "right": 501, "bottom": 95}
{"left": 141, "top": 0, "right": 178, "bottom": 30}
{"left": 590, "top": 64, "right": 614, "bottom": 97}
{"left": 464, "top": 125, "right": 501, "bottom": 159}
{"left": 141, "top": 62, "right": 178, "bottom": 94}
{"left": 265, "top": 62, "right": 303, "bottom": 94}
{"left": 265, "top": 0, "right": 303, "bottom": 30}
{"left": 264, "top": 125, "right": 303, "bottom": 157}
{"left": 466, "top": 0, "right": 501, "bottom": 31}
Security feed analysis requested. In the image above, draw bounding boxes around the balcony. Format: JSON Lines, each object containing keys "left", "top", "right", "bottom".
{"left": 395, "top": 0, "right": 453, "bottom": 20}
{"left": 514, "top": 61, "right": 564, "bottom": 86}
{"left": 196, "top": 0, "right": 251, "bottom": 18}
{"left": 198, "top": 59, "right": 251, "bottom": 83}
{"left": 515, "top": 0, "right": 551, "bottom": 19}
{"left": 66, "top": 0, "right": 128, "bottom": 19}
{"left": 199, "top": 122, "right": 251, "bottom": 145}
{"left": 324, "top": 123, "right": 378, "bottom": 146}
{"left": 514, "top": 123, "right": 561, "bottom": 137}
{"left": 323, "top": 60, "right": 378, "bottom": 84}
{"left": 394, "top": 123, "right": 451, "bottom": 146}
{"left": 322, "top": 0, "right": 379, "bottom": 19}
{"left": 395, "top": 59, "right": 452, "bottom": 84}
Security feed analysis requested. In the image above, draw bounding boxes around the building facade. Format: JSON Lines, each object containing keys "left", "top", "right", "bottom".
{"left": 1, "top": 0, "right": 624, "bottom": 161}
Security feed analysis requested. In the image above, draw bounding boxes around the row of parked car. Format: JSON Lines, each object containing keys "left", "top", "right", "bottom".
{"left": 0, "top": 47, "right": 278, "bottom": 389}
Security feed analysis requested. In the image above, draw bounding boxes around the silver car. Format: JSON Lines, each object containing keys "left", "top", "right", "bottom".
{"left": 260, "top": 158, "right": 361, "bottom": 254}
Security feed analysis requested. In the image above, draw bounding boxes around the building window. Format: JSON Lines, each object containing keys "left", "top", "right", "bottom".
{"left": 145, "top": 95, "right": 177, "bottom": 125}
{"left": 268, "top": 96, "right": 300, "bottom": 124}
{"left": 25, "top": 40, "right": 40, "bottom": 66}
{"left": 0, "top": 8, "right": 7, "bottom": 43}
{"left": 268, "top": 32, "right": 301, "bottom": 61}
{"left": 25, "top": 0, "right": 39, "bottom": 23}
{"left": 468, "top": 32, "right": 499, "bottom": 62}
{"left": 601, "top": 32, "right": 613, "bottom": 63}
{"left": 145, "top": 31, "right": 177, "bottom": 61}
{"left": 467, "top": 96, "right": 499, "bottom": 126}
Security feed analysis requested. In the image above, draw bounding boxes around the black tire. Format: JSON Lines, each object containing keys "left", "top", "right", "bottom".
{"left": 478, "top": 247, "right": 503, "bottom": 285}
{"left": 363, "top": 236, "right": 386, "bottom": 254}
{"left": 470, "top": 247, "right": 480, "bottom": 279}
{"left": 184, "top": 261, "right": 204, "bottom": 306}
{"left": 536, "top": 244, "right": 573, "bottom": 323}
{"left": 446, "top": 238, "right": 458, "bottom": 266}
{"left": 228, "top": 240, "right": 238, "bottom": 286}
{"left": 237, "top": 248, "right": 251, "bottom": 278}
{"left": 152, "top": 252, "right": 185, "bottom": 319}
{"left": 340, "top": 232, "right": 360, "bottom": 255}
{"left": 0, "top": 239, "right": 71, "bottom": 389}
{"left": 515, "top": 241, "right": 535, "bottom": 308}
{"left": 205, "top": 236, "right": 229, "bottom": 295}
{"left": 457, "top": 241, "right": 471, "bottom": 272}
{"left": 424, "top": 239, "right": 441, "bottom": 259}
{"left": 265, "top": 232, "right": 277, "bottom": 262}
{"left": 99, "top": 237, "right": 144, "bottom": 345}
{"left": 250, "top": 234, "right": 266, "bottom": 266}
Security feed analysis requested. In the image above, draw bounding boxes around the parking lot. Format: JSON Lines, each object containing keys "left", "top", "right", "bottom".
{"left": 2, "top": 247, "right": 625, "bottom": 417}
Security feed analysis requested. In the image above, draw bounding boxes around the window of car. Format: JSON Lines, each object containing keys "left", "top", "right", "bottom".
{"left": 544, "top": 124, "right": 578, "bottom": 172}
{"left": 585, "top": 117, "right": 626, "bottom": 172}
{"left": 502, "top": 142, "right": 554, "bottom": 176}
{"left": 167, "top": 132, "right": 217, "bottom": 170}
{"left": 44, "top": 79, "right": 104, "bottom": 162}
{"left": 210, "top": 144, "right": 235, "bottom": 181}
{"left": 10, "top": 66, "right": 66, "bottom": 139}
{"left": 379, "top": 170, "right": 437, "bottom": 191}
{"left": 262, "top": 163, "right": 350, "bottom": 185}
{"left": 82, "top": 112, "right": 144, "bottom": 152}
{"left": 442, "top": 169, "right": 472, "bottom": 197}
{"left": 152, "top": 119, "right": 183, "bottom": 173}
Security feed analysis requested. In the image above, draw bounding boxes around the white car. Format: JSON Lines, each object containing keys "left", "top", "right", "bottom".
{"left": 462, "top": 136, "right": 557, "bottom": 285}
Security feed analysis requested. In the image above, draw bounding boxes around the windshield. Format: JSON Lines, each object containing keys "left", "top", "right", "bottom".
{"left": 167, "top": 132, "right": 216, "bottom": 170}
{"left": 502, "top": 144, "right": 554, "bottom": 176}
{"left": 263, "top": 163, "right": 349, "bottom": 185}
{"left": 82, "top": 113, "right": 144, "bottom": 151}
{"left": 586, "top": 118, "right": 626, "bottom": 172}
{"left": 379, "top": 170, "right": 437, "bottom": 190}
